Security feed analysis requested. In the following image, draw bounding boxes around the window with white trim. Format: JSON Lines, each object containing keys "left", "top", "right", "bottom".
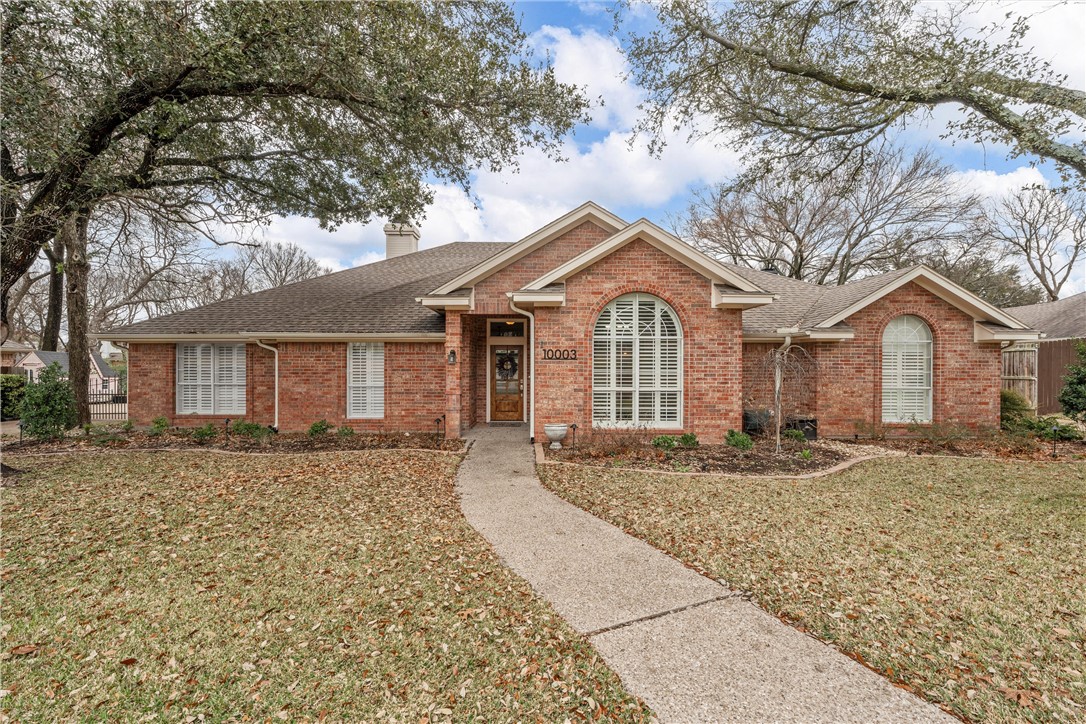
{"left": 347, "top": 342, "right": 384, "bottom": 418}
{"left": 176, "top": 343, "right": 246, "bottom": 415}
{"left": 593, "top": 293, "right": 682, "bottom": 427}
{"left": 882, "top": 315, "right": 932, "bottom": 423}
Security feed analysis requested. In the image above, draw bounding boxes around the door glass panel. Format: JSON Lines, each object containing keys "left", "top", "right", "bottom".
{"left": 490, "top": 321, "right": 525, "bottom": 337}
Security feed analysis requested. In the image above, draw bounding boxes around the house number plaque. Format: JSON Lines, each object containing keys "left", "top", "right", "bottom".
{"left": 540, "top": 348, "right": 578, "bottom": 361}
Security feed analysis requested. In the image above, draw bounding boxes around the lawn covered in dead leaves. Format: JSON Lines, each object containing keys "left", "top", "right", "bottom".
{"left": 1, "top": 451, "right": 648, "bottom": 721}
{"left": 539, "top": 457, "right": 1086, "bottom": 723}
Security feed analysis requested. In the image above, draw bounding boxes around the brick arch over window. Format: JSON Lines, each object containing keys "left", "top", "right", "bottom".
{"left": 591, "top": 292, "right": 683, "bottom": 427}
{"left": 881, "top": 314, "right": 933, "bottom": 423}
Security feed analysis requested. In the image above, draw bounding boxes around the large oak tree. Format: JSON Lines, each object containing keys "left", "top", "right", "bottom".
{"left": 1, "top": 0, "right": 590, "bottom": 337}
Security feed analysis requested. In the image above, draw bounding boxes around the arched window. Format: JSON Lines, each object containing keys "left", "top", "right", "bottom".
{"left": 592, "top": 293, "right": 682, "bottom": 427}
{"left": 882, "top": 315, "right": 932, "bottom": 423}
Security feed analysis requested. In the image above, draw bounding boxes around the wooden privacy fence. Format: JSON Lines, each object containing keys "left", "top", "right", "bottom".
{"left": 1001, "top": 342, "right": 1037, "bottom": 408}
{"left": 1003, "top": 338, "right": 1084, "bottom": 415}
{"left": 1037, "top": 338, "right": 1082, "bottom": 415}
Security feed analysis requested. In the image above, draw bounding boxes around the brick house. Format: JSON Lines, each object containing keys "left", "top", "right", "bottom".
{"left": 104, "top": 202, "right": 1039, "bottom": 442}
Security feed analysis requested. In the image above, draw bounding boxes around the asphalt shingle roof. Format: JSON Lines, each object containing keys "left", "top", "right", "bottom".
{"left": 28, "top": 350, "right": 118, "bottom": 377}
{"left": 1006, "top": 292, "right": 1086, "bottom": 340}
{"left": 105, "top": 242, "right": 510, "bottom": 336}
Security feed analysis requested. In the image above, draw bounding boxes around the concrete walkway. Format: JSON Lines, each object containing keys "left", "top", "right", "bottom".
{"left": 457, "top": 426, "right": 953, "bottom": 723}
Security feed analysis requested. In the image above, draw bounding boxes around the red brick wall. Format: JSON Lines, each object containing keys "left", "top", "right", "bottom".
{"left": 531, "top": 238, "right": 744, "bottom": 444}
{"left": 742, "top": 342, "right": 818, "bottom": 421}
{"left": 814, "top": 282, "right": 1001, "bottom": 437}
{"left": 472, "top": 221, "right": 612, "bottom": 315}
{"left": 128, "top": 341, "right": 445, "bottom": 433}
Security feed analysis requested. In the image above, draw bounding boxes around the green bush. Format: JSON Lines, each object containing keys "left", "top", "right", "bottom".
{"left": 1058, "top": 341, "right": 1086, "bottom": 423}
{"left": 19, "top": 363, "right": 77, "bottom": 440}
{"left": 121, "top": 419, "right": 134, "bottom": 432}
{"left": 1008, "top": 414, "right": 1082, "bottom": 441}
{"left": 231, "top": 420, "right": 266, "bottom": 437}
{"left": 191, "top": 423, "right": 217, "bottom": 444}
{"left": 651, "top": 434, "right": 677, "bottom": 452}
{"left": 308, "top": 419, "right": 333, "bottom": 437}
{"left": 782, "top": 428, "right": 807, "bottom": 442}
{"left": 336, "top": 425, "right": 355, "bottom": 439}
{"left": 797, "top": 447, "right": 813, "bottom": 460}
{"left": 148, "top": 416, "right": 170, "bottom": 436}
{"left": 678, "top": 432, "right": 699, "bottom": 449}
{"left": 725, "top": 429, "right": 754, "bottom": 450}
{"left": 0, "top": 374, "right": 27, "bottom": 420}
{"left": 1000, "top": 388, "right": 1034, "bottom": 429}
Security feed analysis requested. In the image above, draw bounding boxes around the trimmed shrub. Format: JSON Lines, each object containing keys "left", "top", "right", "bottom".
{"left": 19, "top": 363, "right": 77, "bottom": 440}
{"left": 725, "top": 429, "right": 754, "bottom": 450}
{"left": 336, "top": 425, "right": 355, "bottom": 439}
{"left": 678, "top": 432, "right": 699, "bottom": 449}
{"left": 308, "top": 419, "right": 334, "bottom": 437}
{"left": 192, "top": 423, "right": 217, "bottom": 444}
{"left": 1058, "top": 341, "right": 1086, "bottom": 423}
{"left": 148, "top": 416, "right": 170, "bottom": 436}
{"left": 651, "top": 435, "right": 677, "bottom": 452}
{"left": 782, "top": 428, "right": 807, "bottom": 443}
{"left": 1000, "top": 388, "right": 1033, "bottom": 430}
{"left": 231, "top": 420, "right": 266, "bottom": 437}
{"left": 0, "top": 374, "right": 27, "bottom": 420}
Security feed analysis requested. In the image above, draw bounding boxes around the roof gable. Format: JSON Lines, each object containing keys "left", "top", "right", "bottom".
{"left": 429, "top": 202, "right": 626, "bottom": 295}
{"left": 813, "top": 265, "right": 1031, "bottom": 330}
{"left": 521, "top": 219, "right": 768, "bottom": 294}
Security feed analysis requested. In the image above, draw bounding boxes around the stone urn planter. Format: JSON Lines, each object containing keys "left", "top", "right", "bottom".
{"left": 543, "top": 423, "right": 569, "bottom": 450}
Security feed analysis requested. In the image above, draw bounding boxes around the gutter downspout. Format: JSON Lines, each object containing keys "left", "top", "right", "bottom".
{"left": 509, "top": 299, "right": 536, "bottom": 444}
{"left": 252, "top": 339, "right": 279, "bottom": 430}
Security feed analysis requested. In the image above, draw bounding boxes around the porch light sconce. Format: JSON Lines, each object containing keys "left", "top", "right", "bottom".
{"left": 447, "top": 349, "right": 457, "bottom": 365}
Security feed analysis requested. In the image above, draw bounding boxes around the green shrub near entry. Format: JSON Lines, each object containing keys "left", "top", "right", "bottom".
{"left": 231, "top": 420, "right": 266, "bottom": 437}
{"left": 19, "top": 363, "right": 77, "bottom": 440}
{"left": 0, "top": 374, "right": 27, "bottom": 420}
{"left": 191, "top": 423, "right": 217, "bottom": 444}
{"left": 678, "top": 432, "right": 699, "bottom": 449}
{"left": 725, "top": 429, "right": 754, "bottom": 450}
{"left": 308, "top": 419, "right": 333, "bottom": 437}
{"left": 1000, "top": 388, "right": 1033, "bottom": 430}
{"left": 148, "top": 416, "right": 170, "bottom": 436}
{"left": 798, "top": 447, "right": 813, "bottom": 460}
{"left": 651, "top": 435, "right": 677, "bottom": 452}
{"left": 1058, "top": 341, "right": 1086, "bottom": 423}
{"left": 782, "top": 428, "right": 807, "bottom": 442}
{"left": 336, "top": 425, "right": 355, "bottom": 439}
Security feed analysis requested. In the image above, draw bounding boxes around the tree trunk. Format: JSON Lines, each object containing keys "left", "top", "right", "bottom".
{"left": 64, "top": 208, "right": 92, "bottom": 426}
{"left": 41, "top": 232, "right": 66, "bottom": 351}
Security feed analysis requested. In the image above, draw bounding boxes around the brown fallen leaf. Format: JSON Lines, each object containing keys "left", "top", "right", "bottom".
{"left": 10, "top": 645, "right": 38, "bottom": 656}
{"left": 120, "top": 658, "right": 137, "bottom": 666}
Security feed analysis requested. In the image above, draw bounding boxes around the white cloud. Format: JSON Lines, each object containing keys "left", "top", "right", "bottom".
{"left": 950, "top": 166, "right": 1048, "bottom": 199}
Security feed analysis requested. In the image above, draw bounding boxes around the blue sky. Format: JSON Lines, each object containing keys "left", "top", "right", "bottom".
{"left": 261, "top": 0, "right": 1086, "bottom": 295}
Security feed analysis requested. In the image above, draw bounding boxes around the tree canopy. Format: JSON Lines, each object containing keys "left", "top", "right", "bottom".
{"left": 629, "top": 0, "right": 1086, "bottom": 186}
{"left": 0, "top": 0, "right": 590, "bottom": 332}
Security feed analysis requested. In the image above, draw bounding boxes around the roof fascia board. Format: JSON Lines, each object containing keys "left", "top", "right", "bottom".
{"left": 973, "top": 322, "right": 1041, "bottom": 343}
{"left": 711, "top": 282, "right": 776, "bottom": 309}
{"left": 417, "top": 288, "right": 474, "bottom": 311}
{"left": 816, "top": 266, "right": 1029, "bottom": 329}
{"left": 430, "top": 202, "right": 626, "bottom": 295}
{"left": 508, "top": 290, "right": 565, "bottom": 306}
{"left": 524, "top": 219, "right": 768, "bottom": 293}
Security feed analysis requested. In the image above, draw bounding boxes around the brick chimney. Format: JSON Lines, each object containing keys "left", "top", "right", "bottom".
{"left": 383, "top": 219, "right": 420, "bottom": 259}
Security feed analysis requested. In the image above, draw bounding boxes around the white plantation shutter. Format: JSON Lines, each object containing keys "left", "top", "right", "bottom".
{"left": 592, "top": 293, "right": 682, "bottom": 427}
{"left": 176, "top": 343, "right": 245, "bottom": 415}
{"left": 347, "top": 343, "right": 384, "bottom": 418}
{"left": 882, "top": 316, "right": 932, "bottom": 423}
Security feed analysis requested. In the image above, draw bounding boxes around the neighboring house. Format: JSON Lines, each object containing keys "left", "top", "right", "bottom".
{"left": 1, "top": 339, "right": 34, "bottom": 371}
{"left": 103, "top": 202, "right": 1039, "bottom": 441}
{"left": 1004, "top": 293, "right": 1086, "bottom": 414}
{"left": 20, "top": 350, "right": 120, "bottom": 392}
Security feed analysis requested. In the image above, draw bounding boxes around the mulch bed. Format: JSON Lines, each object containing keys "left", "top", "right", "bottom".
{"left": 547, "top": 437, "right": 851, "bottom": 475}
{"left": 850, "top": 435, "right": 1086, "bottom": 461}
{"left": 0, "top": 428, "right": 464, "bottom": 455}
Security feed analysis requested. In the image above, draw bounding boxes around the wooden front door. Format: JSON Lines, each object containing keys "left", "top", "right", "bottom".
{"left": 491, "top": 346, "right": 524, "bottom": 421}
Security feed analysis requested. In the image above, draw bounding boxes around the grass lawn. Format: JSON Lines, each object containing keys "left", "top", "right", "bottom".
{"left": 1, "top": 451, "right": 649, "bottom": 721}
{"left": 539, "top": 457, "right": 1086, "bottom": 723}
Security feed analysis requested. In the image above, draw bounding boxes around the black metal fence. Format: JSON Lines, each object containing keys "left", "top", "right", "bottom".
{"left": 89, "top": 376, "right": 128, "bottom": 421}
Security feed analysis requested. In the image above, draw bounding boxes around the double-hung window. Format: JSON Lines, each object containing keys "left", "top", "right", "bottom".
{"left": 347, "top": 342, "right": 384, "bottom": 418}
{"left": 176, "top": 343, "right": 246, "bottom": 415}
{"left": 593, "top": 293, "right": 682, "bottom": 427}
{"left": 881, "top": 315, "right": 933, "bottom": 423}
